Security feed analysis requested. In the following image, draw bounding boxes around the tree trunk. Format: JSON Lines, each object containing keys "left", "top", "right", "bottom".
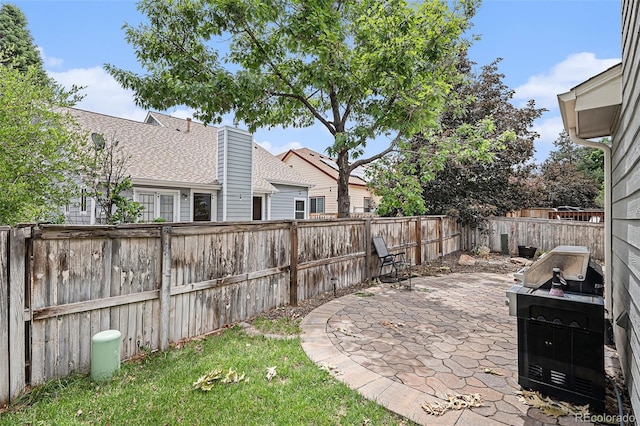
{"left": 336, "top": 150, "right": 351, "bottom": 218}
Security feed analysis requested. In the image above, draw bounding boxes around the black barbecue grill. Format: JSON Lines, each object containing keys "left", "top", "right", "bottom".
{"left": 506, "top": 245, "right": 605, "bottom": 412}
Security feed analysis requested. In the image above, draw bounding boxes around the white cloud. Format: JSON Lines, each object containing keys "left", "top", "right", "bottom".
{"left": 37, "top": 46, "right": 63, "bottom": 69}
{"left": 513, "top": 52, "right": 621, "bottom": 164}
{"left": 531, "top": 114, "right": 566, "bottom": 163}
{"left": 48, "top": 66, "right": 148, "bottom": 121}
{"left": 513, "top": 52, "right": 620, "bottom": 110}
{"left": 257, "top": 139, "right": 302, "bottom": 155}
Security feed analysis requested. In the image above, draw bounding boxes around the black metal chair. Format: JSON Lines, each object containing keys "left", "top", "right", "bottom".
{"left": 372, "top": 236, "right": 411, "bottom": 286}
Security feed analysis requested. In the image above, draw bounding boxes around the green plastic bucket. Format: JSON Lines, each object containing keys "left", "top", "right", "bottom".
{"left": 91, "top": 330, "right": 121, "bottom": 382}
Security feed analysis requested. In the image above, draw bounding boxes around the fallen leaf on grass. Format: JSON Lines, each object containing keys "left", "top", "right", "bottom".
{"left": 192, "top": 368, "right": 246, "bottom": 391}
{"left": 516, "top": 390, "right": 590, "bottom": 418}
{"left": 422, "top": 393, "right": 484, "bottom": 416}
{"left": 266, "top": 366, "right": 277, "bottom": 382}
{"left": 319, "top": 363, "right": 344, "bottom": 376}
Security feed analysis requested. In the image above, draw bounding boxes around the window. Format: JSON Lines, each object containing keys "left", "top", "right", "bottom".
{"left": 193, "top": 193, "right": 212, "bottom": 221}
{"left": 252, "top": 196, "right": 263, "bottom": 220}
{"left": 80, "top": 189, "right": 88, "bottom": 213}
{"left": 159, "top": 195, "right": 174, "bottom": 221}
{"left": 310, "top": 196, "right": 325, "bottom": 213}
{"left": 364, "top": 197, "right": 372, "bottom": 213}
{"left": 136, "top": 190, "right": 178, "bottom": 222}
{"left": 138, "top": 193, "right": 156, "bottom": 222}
{"left": 294, "top": 199, "right": 306, "bottom": 219}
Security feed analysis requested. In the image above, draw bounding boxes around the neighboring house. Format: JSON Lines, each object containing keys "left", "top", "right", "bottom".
{"left": 558, "top": 1, "right": 640, "bottom": 413}
{"left": 64, "top": 108, "right": 312, "bottom": 224}
{"left": 277, "top": 147, "right": 378, "bottom": 217}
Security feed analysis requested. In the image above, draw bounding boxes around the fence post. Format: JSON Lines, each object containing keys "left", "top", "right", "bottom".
{"left": 289, "top": 221, "right": 298, "bottom": 306}
{"left": 414, "top": 217, "right": 422, "bottom": 266}
{"left": 8, "top": 226, "right": 29, "bottom": 402}
{"left": 159, "top": 226, "right": 172, "bottom": 351}
{"left": 437, "top": 217, "right": 444, "bottom": 258}
{"left": 364, "top": 218, "right": 372, "bottom": 282}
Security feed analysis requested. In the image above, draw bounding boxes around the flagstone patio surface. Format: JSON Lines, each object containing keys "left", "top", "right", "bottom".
{"left": 300, "top": 272, "right": 619, "bottom": 425}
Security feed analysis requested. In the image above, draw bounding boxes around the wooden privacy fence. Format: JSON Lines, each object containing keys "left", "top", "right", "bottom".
{"left": 0, "top": 216, "right": 461, "bottom": 406}
{"left": 464, "top": 217, "right": 605, "bottom": 260}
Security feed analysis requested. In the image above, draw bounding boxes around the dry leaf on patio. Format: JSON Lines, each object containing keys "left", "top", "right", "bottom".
{"left": 422, "top": 393, "right": 484, "bottom": 415}
{"left": 336, "top": 326, "right": 356, "bottom": 337}
{"left": 482, "top": 367, "right": 503, "bottom": 376}
{"left": 516, "top": 390, "right": 590, "bottom": 418}
{"left": 381, "top": 320, "right": 405, "bottom": 329}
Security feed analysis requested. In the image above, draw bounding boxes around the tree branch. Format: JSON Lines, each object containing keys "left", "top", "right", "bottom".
{"left": 235, "top": 18, "right": 335, "bottom": 133}
{"left": 348, "top": 131, "right": 403, "bottom": 171}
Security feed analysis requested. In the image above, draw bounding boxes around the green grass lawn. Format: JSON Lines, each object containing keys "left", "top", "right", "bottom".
{"left": 0, "top": 322, "right": 413, "bottom": 425}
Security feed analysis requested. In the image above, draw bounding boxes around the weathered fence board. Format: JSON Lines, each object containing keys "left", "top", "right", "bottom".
{"left": 465, "top": 217, "right": 605, "bottom": 260}
{"left": 0, "top": 227, "right": 9, "bottom": 404}
{"left": 296, "top": 220, "right": 367, "bottom": 300}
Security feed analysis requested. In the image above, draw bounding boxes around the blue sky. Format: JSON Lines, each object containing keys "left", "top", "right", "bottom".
{"left": 11, "top": 0, "right": 621, "bottom": 164}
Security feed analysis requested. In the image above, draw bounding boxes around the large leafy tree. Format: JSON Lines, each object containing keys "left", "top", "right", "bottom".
{"left": 0, "top": 65, "right": 86, "bottom": 225}
{"left": 106, "top": 0, "right": 481, "bottom": 217}
{"left": 537, "top": 131, "right": 603, "bottom": 208}
{"left": 0, "top": 4, "right": 86, "bottom": 225}
{"left": 370, "top": 56, "right": 542, "bottom": 226}
{"left": 0, "top": 3, "right": 49, "bottom": 85}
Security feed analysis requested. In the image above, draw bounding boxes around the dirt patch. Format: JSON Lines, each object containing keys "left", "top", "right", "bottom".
{"left": 255, "top": 251, "right": 522, "bottom": 322}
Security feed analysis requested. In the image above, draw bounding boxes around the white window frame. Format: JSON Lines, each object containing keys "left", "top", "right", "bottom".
{"left": 134, "top": 188, "right": 180, "bottom": 222}
{"left": 294, "top": 198, "right": 306, "bottom": 220}
{"left": 364, "top": 197, "right": 372, "bottom": 213}
{"left": 310, "top": 196, "right": 325, "bottom": 214}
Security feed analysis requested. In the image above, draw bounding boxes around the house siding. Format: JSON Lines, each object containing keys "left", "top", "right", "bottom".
{"left": 614, "top": 0, "right": 640, "bottom": 415}
{"left": 216, "top": 127, "right": 253, "bottom": 221}
{"left": 179, "top": 190, "right": 190, "bottom": 221}
{"left": 64, "top": 199, "right": 93, "bottom": 225}
{"left": 281, "top": 153, "right": 377, "bottom": 215}
{"left": 270, "top": 184, "right": 308, "bottom": 219}
{"left": 349, "top": 185, "right": 377, "bottom": 214}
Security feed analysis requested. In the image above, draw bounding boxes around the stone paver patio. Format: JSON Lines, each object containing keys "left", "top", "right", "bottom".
{"left": 300, "top": 272, "right": 616, "bottom": 425}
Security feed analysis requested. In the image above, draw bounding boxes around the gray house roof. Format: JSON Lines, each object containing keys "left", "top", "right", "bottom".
{"left": 67, "top": 108, "right": 311, "bottom": 191}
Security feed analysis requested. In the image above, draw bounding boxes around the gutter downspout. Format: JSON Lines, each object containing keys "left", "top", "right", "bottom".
{"left": 568, "top": 128, "right": 612, "bottom": 320}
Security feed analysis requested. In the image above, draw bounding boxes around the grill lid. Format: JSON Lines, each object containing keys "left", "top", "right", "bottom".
{"left": 514, "top": 245, "right": 590, "bottom": 288}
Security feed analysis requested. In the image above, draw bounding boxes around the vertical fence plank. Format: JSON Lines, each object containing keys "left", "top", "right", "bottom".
{"left": 159, "top": 226, "right": 172, "bottom": 351}
{"left": 364, "top": 218, "right": 372, "bottom": 282}
{"left": 289, "top": 221, "right": 298, "bottom": 306}
{"left": 0, "top": 228, "right": 9, "bottom": 405}
{"left": 414, "top": 217, "right": 422, "bottom": 266}
{"left": 9, "top": 227, "right": 28, "bottom": 401}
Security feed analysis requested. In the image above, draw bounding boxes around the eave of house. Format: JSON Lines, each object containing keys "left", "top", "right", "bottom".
{"left": 132, "top": 178, "right": 221, "bottom": 191}
{"left": 267, "top": 178, "right": 314, "bottom": 188}
{"left": 280, "top": 149, "right": 368, "bottom": 188}
{"left": 557, "top": 63, "right": 622, "bottom": 138}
